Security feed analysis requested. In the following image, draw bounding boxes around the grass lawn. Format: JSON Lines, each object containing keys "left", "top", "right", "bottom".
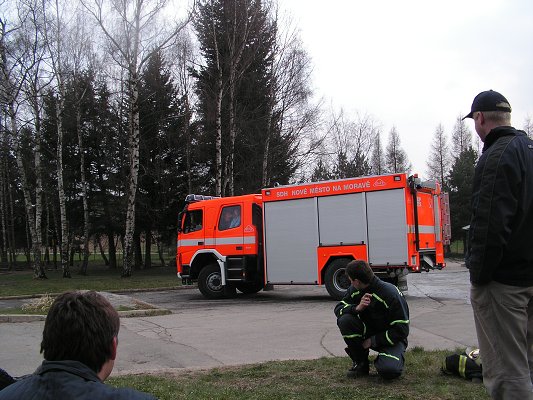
{"left": 0, "top": 263, "right": 181, "bottom": 297}
{"left": 109, "top": 348, "right": 489, "bottom": 400}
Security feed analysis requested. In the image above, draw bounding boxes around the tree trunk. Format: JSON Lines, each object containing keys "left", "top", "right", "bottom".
{"left": 50, "top": 197, "right": 59, "bottom": 270}
{"left": 56, "top": 94, "right": 70, "bottom": 278}
{"left": 184, "top": 98, "right": 192, "bottom": 193}
{"left": 154, "top": 232, "right": 166, "bottom": 267}
{"left": 25, "top": 217, "right": 31, "bottom": 266}
{"left": 32, "top": 89, "right": 45, "bottom": 276}
{"left": 0, "top": 155, "right": 8, "bottom": 265}
{"left": 214, "top": 78, "right": 223, "bottom": 197}
{"left": 44, "top": 198, "right": 50, "bottom": 265}
{"left": 144, "top": 230, "right": 152, "bottom": 269}
{"left": 107, "top": 230, "right": 116, "bottom": 269}
{"left": 134, "top": 230, "right": 142, "bottom": 270}
{"left": 76, "top": 107, "right": 90, "bottom": 275}
{"left": 10, "top": 106, "right": 46, "bottom": 278}
{"left": 7, "top": 167, "right": 17, "bottom": 267}
{"left": 262, "top": 91, "right": 275, "bottom": 188}
{"left": 96, "top": 234, "right": 109, "bottom": 266}
{"left": 122, "top": 72, "right": 141, "bottom": 277}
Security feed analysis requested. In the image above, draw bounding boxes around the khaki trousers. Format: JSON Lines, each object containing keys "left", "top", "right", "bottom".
{"left": 471, "top": 281, "right": 533, "bottom": 400}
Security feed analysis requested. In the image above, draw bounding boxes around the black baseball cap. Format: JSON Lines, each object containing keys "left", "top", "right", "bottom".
{"left": 462, "top": 90, "right": 512, "bottom": 120}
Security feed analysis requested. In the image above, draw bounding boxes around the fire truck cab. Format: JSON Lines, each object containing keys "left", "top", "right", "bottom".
{"left": 177, "top": 173, "right": 450, "bottom": 300}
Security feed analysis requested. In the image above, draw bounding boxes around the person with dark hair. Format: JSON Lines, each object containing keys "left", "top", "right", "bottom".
{"left": 0, "top": 291, "right": 155, "bottom": 400}
{"left": 463, "top": 90, "right": 533, "bottom": 399}
{"left": 334, "top": 260, "right": 409, "bottom": 379}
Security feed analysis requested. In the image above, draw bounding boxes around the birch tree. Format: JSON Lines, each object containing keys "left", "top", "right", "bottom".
{"left": 42, "top": 0, "right": 71, "bottom": 277}
{"left": 0, "top": 2, "right": 47, "bottom": 278}
{"left": 82, "top": 0, "right": 193, "bottom": 276}
{"left": 262, "top": 9, "right": 315, "bottom": 188}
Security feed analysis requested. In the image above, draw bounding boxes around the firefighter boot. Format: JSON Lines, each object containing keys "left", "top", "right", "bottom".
{"left": 345, "top": 347, "right": 369, "bottom": 378}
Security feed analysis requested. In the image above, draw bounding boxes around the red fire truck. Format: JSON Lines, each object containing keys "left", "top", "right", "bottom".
{"left": 176, "top": 173, "right": 451, "bottom": 300}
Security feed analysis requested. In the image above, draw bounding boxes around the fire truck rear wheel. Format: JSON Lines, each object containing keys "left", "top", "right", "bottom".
{"left": 198, "top": 263, "right": 227, "bottom": 299}
{"left": 325, "top": 258, "right": 352, "bottom": 300}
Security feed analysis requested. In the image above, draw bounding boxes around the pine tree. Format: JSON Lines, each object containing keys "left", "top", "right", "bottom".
{"left": 137, "top": 50, "right": 186, "bottom": 268}
{"left": 448, "top": 147, "right": 477, "bottom": 241}
{"left": 194, "top": 0, "right": 300, "bottom": 195}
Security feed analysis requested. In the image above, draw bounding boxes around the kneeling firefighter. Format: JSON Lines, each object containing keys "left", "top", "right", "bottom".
{"left": 334, "top": 260, "right": 410, "bottom": 379}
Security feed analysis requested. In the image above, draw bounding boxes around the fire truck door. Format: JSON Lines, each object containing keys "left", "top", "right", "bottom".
{"left": 416, "top": 192, "right": 437, "bottom": 250}
{"left": 215, "top": 204, "right": 244, "bottom": 255}
{"left": 179, "top": 207, "right": 206, "bottom": 263}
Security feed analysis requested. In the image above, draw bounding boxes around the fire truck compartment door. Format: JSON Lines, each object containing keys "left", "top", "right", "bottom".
{"left": 317, "top": 193, "right": 367, "bottom": 246}
{"left": 264, "top": 197, "right": 319, "bottom": 283}
{"left": 366, "top": 188, "right": 408, "bottom": 265}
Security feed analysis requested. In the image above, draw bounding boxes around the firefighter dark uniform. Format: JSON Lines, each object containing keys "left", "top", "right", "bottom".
{"left": 334, "top": 276, "right": 410, "bottom": 379}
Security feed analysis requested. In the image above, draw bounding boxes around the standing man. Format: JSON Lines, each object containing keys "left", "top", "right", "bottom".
{"left": 464, "top": 90, "right": 533, "bottom": 399}
{"left": 334, "top": 260, "right": 409, "bottom": 379}
{"left": 0, "top": 291, "right": 156, "bottom": 400}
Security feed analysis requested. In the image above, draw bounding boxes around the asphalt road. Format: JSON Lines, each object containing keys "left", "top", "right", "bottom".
{"left": 1, "top": 261, "right": 477, "bottom": 377}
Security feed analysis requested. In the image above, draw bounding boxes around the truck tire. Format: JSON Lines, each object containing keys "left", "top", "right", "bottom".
{"left": 325, "top": 258, "right": 352, "bottom": 300}
{"left": 236, "top": 281, "right": 264, "bottom": 295}
{"left": 198, "top": 263, "right": 225, "bottom": 299}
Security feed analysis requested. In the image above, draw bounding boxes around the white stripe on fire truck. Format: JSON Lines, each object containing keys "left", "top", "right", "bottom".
{"left": 407, "top": 225, "right": 436, "bottom": 234}
{"left": 177, "top": 236, "right": 256, "bottom": 247}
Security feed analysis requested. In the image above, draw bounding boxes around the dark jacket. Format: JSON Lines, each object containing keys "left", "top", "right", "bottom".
{"left": 334, "top": 276, "right": 409, "bottom": 349}
{"left": 0, "top": 360, "right": 156, "bottom": 400}
{"left": 466, "top": 126, "right": 533, "bottom": 286}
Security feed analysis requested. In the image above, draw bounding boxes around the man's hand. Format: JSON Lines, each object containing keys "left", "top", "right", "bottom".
{"left": 355, "top": 293, "right": 372, "bottom": 313}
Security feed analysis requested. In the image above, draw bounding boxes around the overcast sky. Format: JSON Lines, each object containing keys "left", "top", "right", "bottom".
{"left": 281, "top": 0, "right": 533, "bottom": 177}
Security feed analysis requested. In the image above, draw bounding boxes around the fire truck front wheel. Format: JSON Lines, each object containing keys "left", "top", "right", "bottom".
{"left": 198, "top": 263, "right": 235, "bottom": 299}
{"left": 325, "top": 258, "right": 352, "bottom": 300}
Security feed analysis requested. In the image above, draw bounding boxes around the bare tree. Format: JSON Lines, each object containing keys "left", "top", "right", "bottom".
{"left": 82, "top": 0, "right": 193, "bottom": 276}
{"left": 262, "top": 9, "right": 315, "bottom": 187}
{"left": 170, "top": 30, "right": 196, "bottom": 193}
{"left": 451, "top": 114, "right": 472, "bottom": 156}
{"left": 523, "top": 115, "right": 532, "bottom": 138}
{"left": 63, "top": 8, "right": 97, "bottom": 275}
{"left": 326, "top": 109, "right": 376, "bottom": 178}
{"left": 0, "top": 2, "right": 47, "bottom": 278}
{"left": 41, "top": 0, "right": 72, "bottom": 277}
{"left": 370, "top": 128, "right": 384, "bottom": 175}
{"left": 426, "top": 123, "right": 451, "bottom": 186}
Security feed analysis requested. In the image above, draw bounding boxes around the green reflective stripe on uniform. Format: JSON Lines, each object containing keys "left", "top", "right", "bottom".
{"left": 372, "top": 293, "right": 389, "bottom": 309}
{"left": 458, "top": 355, "right": 467, "bottom": 378}
{"left": 339, "top": 301, "right": 351, "bottom": 316}
{"left": 378, "top": 352, "right": 399, "bottom": 361}
{"left": 385, "top": 331, "right": 394, "bottom": 346}
{"left": 350, "top": 290, "right": 360, "bottom": 298}
{"left": 343, "top": 333, "right": 363, "bottom": 339}
{"left": 390, "top": 319, "right": 409, "bottom": 325}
